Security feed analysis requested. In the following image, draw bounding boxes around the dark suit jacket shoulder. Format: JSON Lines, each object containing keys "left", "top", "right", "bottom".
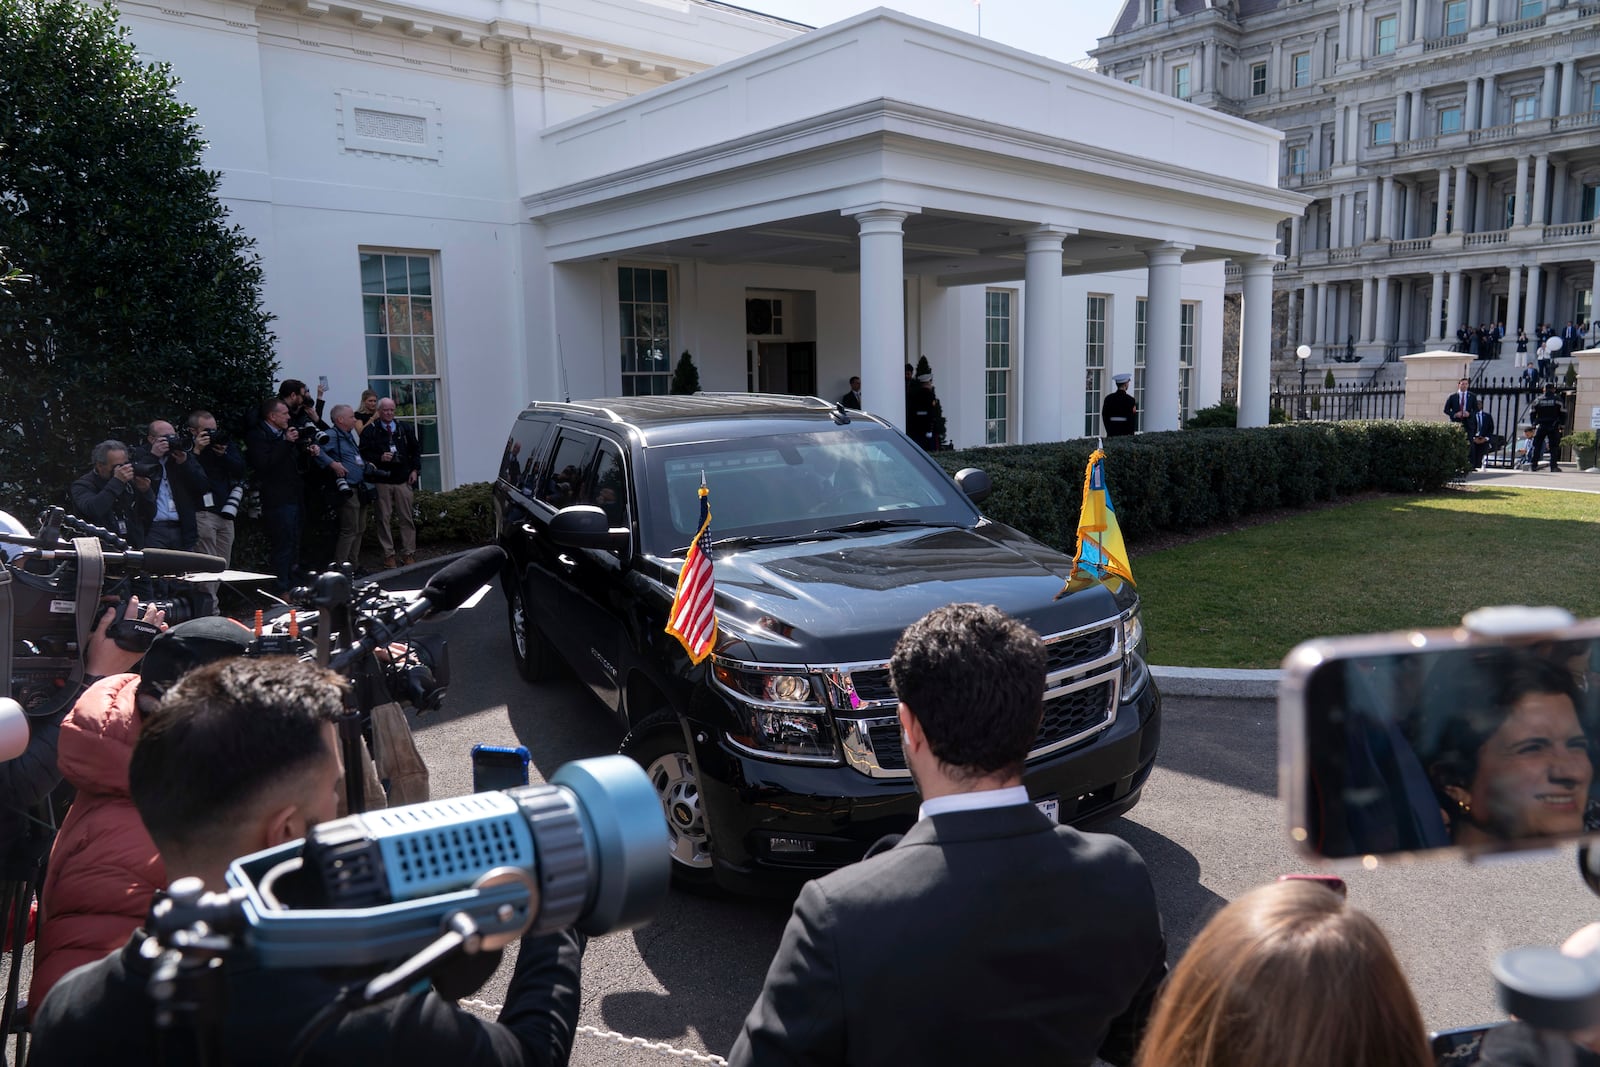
{"left": 729, "top": 805, "right": 1166, "bottom": 1067}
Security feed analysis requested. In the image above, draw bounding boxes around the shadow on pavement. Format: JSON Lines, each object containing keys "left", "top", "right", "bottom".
{"left": 1107, "top": 818, "right": 1228, "bottom": 961}
{"left": 1152, "top": 696, "right": 1278, "bottom": 799}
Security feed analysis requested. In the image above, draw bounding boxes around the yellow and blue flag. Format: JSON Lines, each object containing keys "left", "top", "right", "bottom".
{"left": 1065, "top": 448, "right": 1134, "bottom": 588}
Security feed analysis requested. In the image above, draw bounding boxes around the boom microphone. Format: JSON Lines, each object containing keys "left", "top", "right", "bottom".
{"left": 417, "top": 546, "right": 507, "bottom": 615}
{"left": 20, "top": 547, "right": 228, "bottom": 574}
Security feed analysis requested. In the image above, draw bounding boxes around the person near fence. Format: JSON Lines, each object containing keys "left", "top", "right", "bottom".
{"left": 1443, "top": 378, "right": 1478, "bottom": 429}
{"left": 1529, "top": 384, "right": 1566, "bottom": 473}
{"left": 1537, "top": 342, "right": 1555, "bottom": 386}
{"left": 1466, "top": 408, "right": 1497, "bottom": 471}
{"left": 1515, "top": 329, "right": 1530, "bottom": 366}
{"left": 1515, "top": 426, "right": 1536, "bottom": 471}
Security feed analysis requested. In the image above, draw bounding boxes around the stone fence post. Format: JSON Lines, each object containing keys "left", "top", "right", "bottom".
{"left": 1401, "top": 350, "right": 1477, "bottom": 423}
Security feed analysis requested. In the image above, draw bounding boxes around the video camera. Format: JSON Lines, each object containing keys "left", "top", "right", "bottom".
{"left": 2, "top": 507, "right": 222, "bottom": 719}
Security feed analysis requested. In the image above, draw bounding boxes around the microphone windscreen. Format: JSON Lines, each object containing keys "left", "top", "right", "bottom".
{"left": 0, "top": 699, "right": 30, "bottom": 762}
{"left": 134, "top": 549, "right": 228, "bottom": 574}
{"left": 420, "top": 546, "right": 506, "bottom": 614}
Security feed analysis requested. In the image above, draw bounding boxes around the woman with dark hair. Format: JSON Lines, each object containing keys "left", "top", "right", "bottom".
{"left": 1413, "top": 651, "right": 1591, "bottom": 845}
{"left": 1134, "top": 879, "right": 1431, "bottom": 1067}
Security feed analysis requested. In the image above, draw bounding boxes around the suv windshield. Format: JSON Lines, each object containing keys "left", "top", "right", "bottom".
{"left": 639, "top": 423, "right": 980, "bottom": 554}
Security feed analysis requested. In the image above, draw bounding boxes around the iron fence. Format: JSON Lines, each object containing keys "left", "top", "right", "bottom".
{"left": 1462, "top": 376, "right": 1580, "bottom": 468}
{"left": 1268, "top": 382, "right": 1407, "bottom": 423}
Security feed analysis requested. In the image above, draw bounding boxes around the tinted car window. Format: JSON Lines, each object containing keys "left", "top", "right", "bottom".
{"left": 501, "top": 413, "right": 557, "bottom": 498}
{"left": 639, "top": 423, "right": 978, "bottom": 553}
{"left": 539, "top": 431, "right": 599, "bottom": 510}
{"left": 589, "top": 442, "right": 628, "bottom": 525}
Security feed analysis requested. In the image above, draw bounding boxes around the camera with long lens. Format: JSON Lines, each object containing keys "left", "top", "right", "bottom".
{"left": 333, "top": 475, "right": 354, "bottom": 499}
{"left": 1, "top": 508, "right": 223, "bottom": 718}
{"left": 159, "top": 430, "right": 195, "bottom": 451}
{"left": 203, "top": 427, "right": 231, "bottom": 447}
{"left": 217, "top": 483, "right": 246, "bottom": 520}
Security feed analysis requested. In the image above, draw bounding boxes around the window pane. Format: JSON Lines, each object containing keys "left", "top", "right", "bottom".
{"left": 367, "top": 379, "right": 392, "bottom": 401}
{"left": 408, "top": 256, "right": 431, "bottom": 296}
{"left": 365, "top": 336, "right": 390, "bottom": 376}
{"left": 360, "top": 253, "right": 384, "bottom": 293}
{"left": 385, "top": 255, "right": 409, "bottom": 294}
{"left": 363, "top": 294, "right": 385, "bottom": 334}
{"left": 391, "top": 379, "right": 416, "bottom": 417}
{"left": 650, "top": 269, "right": 668, "bottom": 302}
{"left": 411, "top": 297, "right": 433, "bottom": 337}
{"left": 414, "top": 380, "right": 438, "bottom": 417}
{"left": 390, "top": 336, "right": 414, "bottom": 375}
{"left": 413, "top": 336, "right": 436, "bottom": 375}
{"left": 417, "top": 416, "right": 440, "bottom": 453}
{"left": 421, "top": 456, "right": 442, "bottom": 493}
{"left": 619, "top": 268, "right": 634, "bottom": 302}
{"left": 387, "top": 296, "right": 411, "bottom": 335}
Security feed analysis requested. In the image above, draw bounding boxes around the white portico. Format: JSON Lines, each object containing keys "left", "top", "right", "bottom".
{"left": 527, "top": 9, "right": 1305, "bottom": 437}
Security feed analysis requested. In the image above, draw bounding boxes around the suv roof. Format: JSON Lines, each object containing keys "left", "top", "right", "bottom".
{"left": 527, "top": 393, "right": 845, "bottom": 429}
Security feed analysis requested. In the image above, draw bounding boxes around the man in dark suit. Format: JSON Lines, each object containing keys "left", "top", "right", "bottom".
{"left": 245, "top": 397, "right": 312, "bottom": 592}
{"left": 728, "top": 603, "right": 1166, "bottom": 1067}
{"left": 360, "top": 396, "right": 422, "bottom": 569}
{"left": 1442, "top": 377, "right": 1477, "bottom": 429}
{"left": 1466, "top": 408, "right": 1496, "bottom": 470}
{"left": 839, "top": 376, "right": 862, "bottom": 410}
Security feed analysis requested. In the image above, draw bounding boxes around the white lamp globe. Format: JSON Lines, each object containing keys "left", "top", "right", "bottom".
{"left": 1547, "top": 336, "right": 1563, "bottom": 353}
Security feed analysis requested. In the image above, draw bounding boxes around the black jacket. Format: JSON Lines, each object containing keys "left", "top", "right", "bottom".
{"left": 129, "top": 446, "right": 210, "bottom": 547}
{"left": 244, "top": 422, "right": 306, "bottom": 509}
{"left": 361, "top": 420, "right": 422, "bottom": 486}
{"left": 1530, "top": 393, "right": 1566, "bottom": 430}
{"left": 194, "top": 441, "right": 248, "bottom": 512}
{"left": 68, "top": 470, "right": 148, "bottom": 546}
{"left": 30, "top": 926, "right": 584, "bottom": 1066}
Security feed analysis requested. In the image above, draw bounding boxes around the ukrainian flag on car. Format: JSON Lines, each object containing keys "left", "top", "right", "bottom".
{"left": 1064, "top": 449, "right": 1134, "bottom": 589}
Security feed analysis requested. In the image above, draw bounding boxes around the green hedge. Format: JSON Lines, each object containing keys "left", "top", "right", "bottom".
{"left": 934, "top": 421, "right": 1466, "bottom": 552}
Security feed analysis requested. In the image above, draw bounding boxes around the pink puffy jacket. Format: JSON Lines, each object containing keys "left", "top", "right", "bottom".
{"left": 28, "top": 675, "right": 165, "bottom": 1012}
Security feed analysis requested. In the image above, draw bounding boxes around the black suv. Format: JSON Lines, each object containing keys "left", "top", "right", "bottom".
{"left": 493, "top": 394, "right": 1159, "bottom": 892}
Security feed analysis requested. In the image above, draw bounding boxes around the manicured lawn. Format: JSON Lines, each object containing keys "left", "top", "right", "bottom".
{"left": 1133, "top": 487, "right": 1600, "bottom": 669}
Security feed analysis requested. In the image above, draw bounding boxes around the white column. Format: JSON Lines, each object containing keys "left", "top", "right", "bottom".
{"left": 1506, "top": 264, "right": 1523, "bottom": 336}
{"left": 1447, "top": 270, "right": 1464, "bottom": 340}
{"left": 1404, "top": 179, "right": 1420, "bottom": 238}
{"left": 1466, "top": 79, "right": 1481, "bottom": 132}
{"left": 1380, "top": 176, "right": 1396, "bottom": 239}
{"left": 1336, "top": 105, "right": 1349, "bottom": 164}
{"left": 1524, "top": 266, "right": 1543, "bottom": 336}
{"left": 1361, "top": 276, "right": 1378, "bottom": 342}
{"left": 1348, "top": 2, "right": 1365, "bottom": 62}
{"left": 1514, "top": 155, "right": 1531, "bottom": 226}
{"left": 1400, "top": 0, "right": 1415, "bottom": 44}
{"left": 1398, "top": 279, "right": 1414, "bottom": 348}
{"left": 1561, "top": 59, "right": 1578, "bottom": 116}
{"left": 1238, "top": 256, "right": 1275, "bottom": 427}
{"left": 1318, "top": 283, "right": 1332, "bottom": 346}
{"left": 1287, "top": 288, "right": 1301, "bottom": 347}
{"left": 1021, "top": 225, "right": 1072, "bottom": 443}
{"left": 1542, "top": 63, "right": 1558, "bottom": 118}
{"left": 1552, "top": 161, "right": 1569, "bottom": 225}
{"left": 1302, "top": 282, "right": 1316, "bottom": 344}
{"left": 1453, "top": 163, "right": 1470, "bottom": 234}
{"left": 1200, "top": 41, "right": 1211, "bottom": 94}
{"left": 1531, "top": 153, "right": 1549, "bottom": 227}
{"left": 1473, "top": 169, "right": 1489, "bottom": 233}
{"left": 854, "top": 208, "right": 910, "bottom": 432}
{"left": 1429, "top": 271, "right": 1446, "bottom": 345}
{"left": 1473, "top": 0, "right": 1488, "bottom": 28}
{"left": 1481, "top": 72, "right": 1496, "bottom": 128}
{"left": 1290, "top": 213, "right": 1303, "bottom": 257}
{"left": 1436, "top": 167, "right": 1451, "bottom": 234}
{"left": 1143, "top": 243, "right": 1188, "bottom": 433}
{"left": 1374, "top": 276, "right": 1392, "bottom": 349}
{"left": 1366, "top": 180, "right": 1381, "bottom": 242}
{"left": 1331, "top": 196, "right": 1345, "bottom": 248}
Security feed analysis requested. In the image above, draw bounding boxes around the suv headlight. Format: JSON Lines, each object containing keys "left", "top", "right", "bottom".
{"left": 1121, "top": 608, "right": 1148, "bottom": 703}
{"left": 712, "top": 660, "right": 841, "bottom": 763}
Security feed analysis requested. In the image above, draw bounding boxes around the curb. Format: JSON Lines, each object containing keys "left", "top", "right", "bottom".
{"left": 366, "top": 548, "right": 473, "bottom": 583}
{"left": 1151, "top": 665, "right": 1280, "bottom": 700}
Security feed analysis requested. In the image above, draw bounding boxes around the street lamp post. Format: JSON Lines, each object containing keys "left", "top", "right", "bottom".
{"left": 1296, "top": 344, "right": 1311, "bottom": 420}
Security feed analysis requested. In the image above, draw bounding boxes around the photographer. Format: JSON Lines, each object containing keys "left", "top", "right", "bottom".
{"left": 130, "top": 420, "right": 210, "bottom": 551}
{"left": 246, "top": 398, "right": 318, "bottom": 592}
{"left": 280, "top": 378, "right": 329, "bottom": 432}
{"left": 324, "top": 403, "right": 373, "bottom": 568}
{"left": 28, "top": 657, "right": 585, "bottom": 1067}
{"left": 360, "top": 397, "right": 421, "bottom": 570}
{"left": 68, "top": 441, "right": 149, "bottom": 546}
{"left": 186, "top": 410, "right": 246, "bottom": 572}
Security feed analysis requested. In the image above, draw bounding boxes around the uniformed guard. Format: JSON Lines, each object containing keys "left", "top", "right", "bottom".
{"left": 1102, "top": 373, "right": 1138, "bottom": 437}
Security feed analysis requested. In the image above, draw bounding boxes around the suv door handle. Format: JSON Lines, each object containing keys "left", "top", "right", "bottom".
{"left": 556, "top": 553, "right": 577, "bottom": 570}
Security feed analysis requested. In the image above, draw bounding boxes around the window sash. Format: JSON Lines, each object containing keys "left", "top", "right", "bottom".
{"left": 1173, "top": 65, "right": 1191, "bottom": 100}
{"left": 360, "top": 250, "right": 445, "bottom": 491}
{"left": 1134, "top": 298, "right": 1147, "bottom": 432}
{"left": 1512, "top": 95, "right": 1537, "bottom": 123}
{"left": 1291, "top": 53, "right": 1310, "bottom": 88}
{"left": 1371, "top": 119, "right": 1393, "bottom": 145}
{"left": 1251, "top": 63, "right": 1267, "bottom": 96}
{"left": 619, "top": 266, "right": 672, "bottom": 396}
{"left": 1084, "top": 296, "right": 1107, "bottom": 437}
{"left": 1375, "top": 15, "right": 1396, "bottom": 54}
{"left": 1439, "top": 106, "right": 1463, "bottom": 134}
{"left": 1444, "top": 1, "right": 1467, "bottom": 35}
{"left": 984, "top": 290, "right": 1013, "bottom": 445}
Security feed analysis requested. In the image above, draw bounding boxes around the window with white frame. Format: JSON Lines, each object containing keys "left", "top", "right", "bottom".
{"left": 1582, "top": 183, "right": 1597, "bottom": 221}
{"left": 1151, "top": 0, "right": 1163, "bottom": 21}
{"left": 1438, "top": 105, "right": 1463, "bottom": 134}
{"left": 1251, "top": 62, "right": 1267, "bottom": 96}
{"left": 1173, "top": 64, "right": 1191, "bottom": 100}
{"left": 1084, "top": 295, "right": 1108, "bottom": 437}
{"left": 1592, "top": 83, "right": 1600, "bottom": 111}
{"left": 1444, "top": 0, "right": 1467, "bottom": 36}
{"left": 1126, "top": 74, "right": 1142, "bottom": 87}
{"left": 1179, "top": 302, "right": 1197, "bottom": 424}
{"left": 359, "top": 250, "right": 445, "bottom": 490}
{"left": 1374, "top": 14, "right": 1397, "bottom": 54}
{"left": 1288, "top": 144, "right": 1309, "bottom": 175}
{"left": 984, "top": 289, "right": 1013, "bottom": 445}
{"left": 1518, "top": 0, "right": 1543, "bottom": 17}
{"left": 1291, "top": 51, "right": 1311, "bottom": 88}
{"left": 1134, "top": 299, "right": 1147, "bottom": 431}
{"left": 619, "top": 266, "right": 671, "bottom": 396}
{"left": 1512, "top": 94, "right": 1538, "bottom": 123}
{"left": 1505, "top": 193, "right": 1518, "bottom": 229}
{"left": 1371, "top": 118, "right": 1393, "bottom": 145}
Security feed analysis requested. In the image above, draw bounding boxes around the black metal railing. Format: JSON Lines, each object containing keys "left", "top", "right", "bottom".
{"left": 1461, "top": 376, "right": 1580, "bottom": 468}
{"left": 1270, "top": 382, "right": 1407, "bottom": 423}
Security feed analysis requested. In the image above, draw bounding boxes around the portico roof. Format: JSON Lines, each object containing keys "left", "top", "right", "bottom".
{"left": 524, "top": 7, "right": 1308, "bottom": 281}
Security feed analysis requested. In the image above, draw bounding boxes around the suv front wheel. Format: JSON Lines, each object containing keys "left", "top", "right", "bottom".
{"left": 506, "top": 577, "right": 558, "bottom": 683}
{"left": 621, "top": 712, "right": 714, "bottom": 887}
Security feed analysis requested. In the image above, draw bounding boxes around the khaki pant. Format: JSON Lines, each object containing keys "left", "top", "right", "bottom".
{"left": 335, "top": 493, "right": 368, "bottom": 565}
{"left": 374, "top": 481, "right": 415, "bottom": 560}
{"left": 192, "top": 510, "right": 235, "bottom": 597}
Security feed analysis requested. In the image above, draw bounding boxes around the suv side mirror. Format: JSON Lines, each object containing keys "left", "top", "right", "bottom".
{"left": 953, "top": 467, "right": 992, "bottom": 505}
{"left": 549, "top": 505, "right": 630, "bottom": 551}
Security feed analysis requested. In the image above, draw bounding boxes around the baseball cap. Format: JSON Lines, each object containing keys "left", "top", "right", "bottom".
{"left": 139, "top": 616, "right": 255, "bottom": 698}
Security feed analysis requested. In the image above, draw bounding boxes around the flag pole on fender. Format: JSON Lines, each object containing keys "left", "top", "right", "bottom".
{"left": 666, "top": 472, "right": 718, "bottom": 663}
{"left": 1057, "top": 445, "right": 1135, "bottom": 599}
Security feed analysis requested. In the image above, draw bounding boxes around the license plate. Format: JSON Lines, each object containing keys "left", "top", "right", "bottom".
{"left": 1035, "top": 797, "right": 1060, "bottom": 823}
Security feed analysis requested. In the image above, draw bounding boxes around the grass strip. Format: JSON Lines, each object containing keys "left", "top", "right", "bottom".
{"left": 1134, "top": 487, "right": 1600, "bottom": 669}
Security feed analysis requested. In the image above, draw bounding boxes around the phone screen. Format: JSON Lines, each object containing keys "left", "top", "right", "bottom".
{"left": 471, "top": 744, "right": 530, "bottom": 793}
{"left": 318, "top": 375, "right": 329, "bottom": 391}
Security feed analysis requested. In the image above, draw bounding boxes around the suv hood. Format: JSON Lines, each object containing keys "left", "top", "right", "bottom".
{"left": 698, "top": 522, "right": 1132, "bottom": 664}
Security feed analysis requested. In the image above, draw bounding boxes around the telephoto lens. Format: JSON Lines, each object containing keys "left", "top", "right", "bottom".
{"left": 219, "top": 484, "right": 246, "bottom": 520}
{"left": 334, "top": 476, "right": 354, "bottom": 498}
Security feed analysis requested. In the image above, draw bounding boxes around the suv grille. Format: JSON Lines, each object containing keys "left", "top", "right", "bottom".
{"left": 837, "top": 620, "right": 1124, "bottom": 778}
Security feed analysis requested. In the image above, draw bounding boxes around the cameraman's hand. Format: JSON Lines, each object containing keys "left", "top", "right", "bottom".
{"left": 113, "top": 462, "right": 134, "bottom": 484}
{"left": 133, "top": 476, "right": 151, "bottom": 493}
{"left": 285, "top": 427, "right": 300, "bottom": 443}
{"left": 151, "top": 436, "right": 170, "bottom": 459}
{"left": 329, "top": 461, "right": 347, "bottom": 477}
{"left": 407, "top": 469, "right": 418, "bottom": 487}
{"left": 85, "top": 597, "right": 167, "bottom": 677}
{"left": 193, "top": 428, "right": 211, "bottom": 452}
{"left": 307, "top": 443, "right": 321, "bottom": 457}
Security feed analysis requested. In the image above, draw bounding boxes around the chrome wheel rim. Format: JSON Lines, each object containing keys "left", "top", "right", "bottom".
{"left": 646, "top": 751, "right": 712, "bottom": 870}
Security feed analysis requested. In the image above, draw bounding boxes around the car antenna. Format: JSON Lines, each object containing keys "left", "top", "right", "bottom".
{"left": 557, "top": 333, "right": 572, "bottom": 403}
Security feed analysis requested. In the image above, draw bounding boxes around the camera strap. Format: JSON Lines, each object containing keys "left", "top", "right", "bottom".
{"left": 0, "top": 564, "right": 11, "bottom": 705}
{"left": 69, "top": 537, "right": 105, "bottom": 695}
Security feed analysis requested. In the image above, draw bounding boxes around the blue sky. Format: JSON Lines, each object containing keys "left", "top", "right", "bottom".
{"left": 739, "top": 1, "right": 1128, "bottom": 64}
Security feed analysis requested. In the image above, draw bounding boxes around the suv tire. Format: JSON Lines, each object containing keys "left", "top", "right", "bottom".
{"left": 506, "top": 577, "right": 558, "bottom": 683}
{"left": 621, "top": 711, "right": 714, "bottom": 888}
